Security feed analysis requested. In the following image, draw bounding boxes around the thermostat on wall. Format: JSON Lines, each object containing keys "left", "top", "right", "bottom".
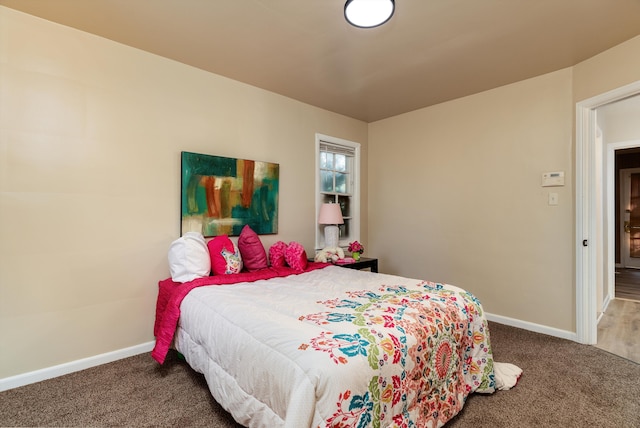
{"left": 542, "top": 171, "right": 565, "bottom": 187}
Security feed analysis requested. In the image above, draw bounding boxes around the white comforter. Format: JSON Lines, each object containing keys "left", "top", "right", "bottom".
{"left": 174, "top": 266, "right": 496, "bottom": 428}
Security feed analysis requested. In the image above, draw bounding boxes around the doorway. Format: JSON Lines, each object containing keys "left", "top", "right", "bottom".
{"left": 576, "top": 80, "right": 640, "bottom": 345}
{"left": 615, "top": 155, "right": 640, "bottom": 302}
{"left": 619, "top": 167, "right": 640, "bottom": 269}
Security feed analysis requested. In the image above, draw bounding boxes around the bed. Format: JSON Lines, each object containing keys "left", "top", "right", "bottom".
{"left": 152, "top": 263, "right": 508, "bottom": 427}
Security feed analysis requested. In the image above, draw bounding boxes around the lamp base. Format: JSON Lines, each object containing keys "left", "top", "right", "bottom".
{"left": 324, "top": 225, "right": 339, "bottom": 248}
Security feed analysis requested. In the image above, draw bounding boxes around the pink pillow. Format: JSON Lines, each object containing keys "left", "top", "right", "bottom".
{"left": 207, "top": 235, "right": 243, "bottom": 275}
{"left": 285, "top": 241, "right": 308, "bottom": 271}
{"left": 238, "top": 225, "right": 268, "bottom": 272}
{"left": 269, "top": 241, "right": 287, "bottom": 267}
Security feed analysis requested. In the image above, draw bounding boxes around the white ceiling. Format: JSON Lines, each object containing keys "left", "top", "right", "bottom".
{"left": 2, "top": 0, "right": 640, "bottom": 122}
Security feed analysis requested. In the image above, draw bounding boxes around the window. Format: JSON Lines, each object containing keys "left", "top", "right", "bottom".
{"left": 315, "top": 133, "right": 361, "bottom": 249}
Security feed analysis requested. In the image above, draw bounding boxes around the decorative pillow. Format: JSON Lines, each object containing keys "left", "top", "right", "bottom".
{"left": 207, "top": 235, "right": 243, "bottom": 275}
{"left": 168, "top": 232, "right": 211, "bottom": 283}
{"left": 269, "top": 241, "right": 288, "bottom": 267}
{"left": 285, "top": 241, "right": 308, "bottom": 272}
{"left": 237, "top": 225, "right": 268, "bottom": 272}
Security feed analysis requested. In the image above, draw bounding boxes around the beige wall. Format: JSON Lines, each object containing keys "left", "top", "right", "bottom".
{"left": 367, "top": 35, "right": 640, "bottom": 333}
{"left": 0, "top": 7, "right": 368, "bottom": 379}
{"left": 573, "top": 36, "right": 640, "bottom": 105}
{"left": 368, "top": 69, "right": 575, "bottom": 331}
{"left": 598, "top": 95, "right": 640, "bottom": 144}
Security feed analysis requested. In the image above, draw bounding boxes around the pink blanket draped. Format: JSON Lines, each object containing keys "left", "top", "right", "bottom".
{"left": 152, "top": 262, "right": 329, "bottom": 363}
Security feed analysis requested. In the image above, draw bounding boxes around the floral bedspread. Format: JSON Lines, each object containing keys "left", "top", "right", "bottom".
{"left": 297, "top": 280, "right": 494, "bottom": 427}
{"left": 172, "top": 266, "right": 496, "bottom": 428}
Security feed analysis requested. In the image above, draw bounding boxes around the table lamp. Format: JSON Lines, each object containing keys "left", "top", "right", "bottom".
{"left": 318, "top": 203, "right": 344, "bottom": 248}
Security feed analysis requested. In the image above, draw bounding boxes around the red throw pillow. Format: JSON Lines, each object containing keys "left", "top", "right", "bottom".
{"left": 285, "top": 241, "right": 308, "bottom": 271}
{"left": 207, "top": 235, "right": 243, "bottom": 275}
{"left": 269, "top": 241, "right": 287, "bottom": 267}
{"left": 238, "top": 225, "right": 268, "bottom": 272}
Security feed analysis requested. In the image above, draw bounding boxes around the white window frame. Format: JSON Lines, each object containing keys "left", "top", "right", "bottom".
{"left": 315, "top": 133, "right": 361, "bottom": 250}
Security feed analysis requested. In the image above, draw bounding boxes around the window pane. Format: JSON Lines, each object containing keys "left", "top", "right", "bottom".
{"left": 321, "top": 171, "right": 334, "bottom": 192}
{"left": 320, "top": 152, "right": 328, "bottom": 169}
{"left": 322, "top": 194, "right": 335, "bottom": 204}
{"left": 321, "top": 152, "right": 334, "bottom": 169}
{"left": 335, "top": 154, "right": 346, "bottom": 172}
{"left": 335, "top": 173, "right": 347, "bottom": 193}
{"left": 338, "top": 195, "right": 350, "bottom": 217}
{"left": 339, "top": 219, "right": 350, "bottom": 241}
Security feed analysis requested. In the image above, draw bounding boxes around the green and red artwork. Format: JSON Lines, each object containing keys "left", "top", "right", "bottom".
{"left": 181, "top": 151, "right": 279, "bottom": 237}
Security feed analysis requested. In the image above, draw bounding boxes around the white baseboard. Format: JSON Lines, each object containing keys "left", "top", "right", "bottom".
{"left": 0, "top": 341, "right": 155, "bottom": 392}
{"left": 486, "top": 312, "right": 578, "bottom": 342}
{"left": 601, "top": 293, "right": 612, "bottom": 315}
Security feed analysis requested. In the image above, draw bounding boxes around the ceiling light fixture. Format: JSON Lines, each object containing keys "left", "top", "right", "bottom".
{"left": 344, "top": 0, "right": 395, "bottom": 28}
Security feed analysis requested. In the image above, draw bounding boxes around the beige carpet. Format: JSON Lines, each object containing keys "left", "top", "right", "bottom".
{"left": 1, "top": 322, "right": 639, "bottom": 427}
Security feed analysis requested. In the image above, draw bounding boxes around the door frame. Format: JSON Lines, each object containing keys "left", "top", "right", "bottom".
{"left": 576, "top": 80, "right": 640, "bottom": 344}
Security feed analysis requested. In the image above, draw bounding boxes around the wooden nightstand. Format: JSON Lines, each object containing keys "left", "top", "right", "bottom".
{"left": 336, "top": 257, "right": 378, "bottom": 273}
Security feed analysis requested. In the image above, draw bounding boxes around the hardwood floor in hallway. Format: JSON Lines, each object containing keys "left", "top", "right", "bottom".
{"left": 595, "top": 268, "right": 640, "bottom": 364}
{"left": 615, "top": 268, "right": 640, "bottom": 301}
{"left": 596, "top": 299, "right": 640, "bottom": 363}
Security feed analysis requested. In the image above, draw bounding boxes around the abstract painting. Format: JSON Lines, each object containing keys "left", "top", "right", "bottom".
{"left": 181, "top": 152, "right": 279, "bottom": 237}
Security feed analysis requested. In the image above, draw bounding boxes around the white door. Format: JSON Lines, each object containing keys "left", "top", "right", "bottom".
{"left": 621, "top": 168, "right": 640, "bottom": 268}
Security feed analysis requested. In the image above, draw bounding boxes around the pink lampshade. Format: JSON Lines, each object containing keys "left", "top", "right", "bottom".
{"left": 318, "top": 203, "right": 344, "bottom": 225}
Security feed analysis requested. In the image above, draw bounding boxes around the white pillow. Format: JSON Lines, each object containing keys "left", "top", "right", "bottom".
{"left": 168, "top": 232, "right": 211, "bottom": 282}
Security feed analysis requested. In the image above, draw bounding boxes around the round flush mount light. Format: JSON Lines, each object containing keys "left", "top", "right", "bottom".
{"left": 344, "top": 0, "right": 395, "bottom": 28}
